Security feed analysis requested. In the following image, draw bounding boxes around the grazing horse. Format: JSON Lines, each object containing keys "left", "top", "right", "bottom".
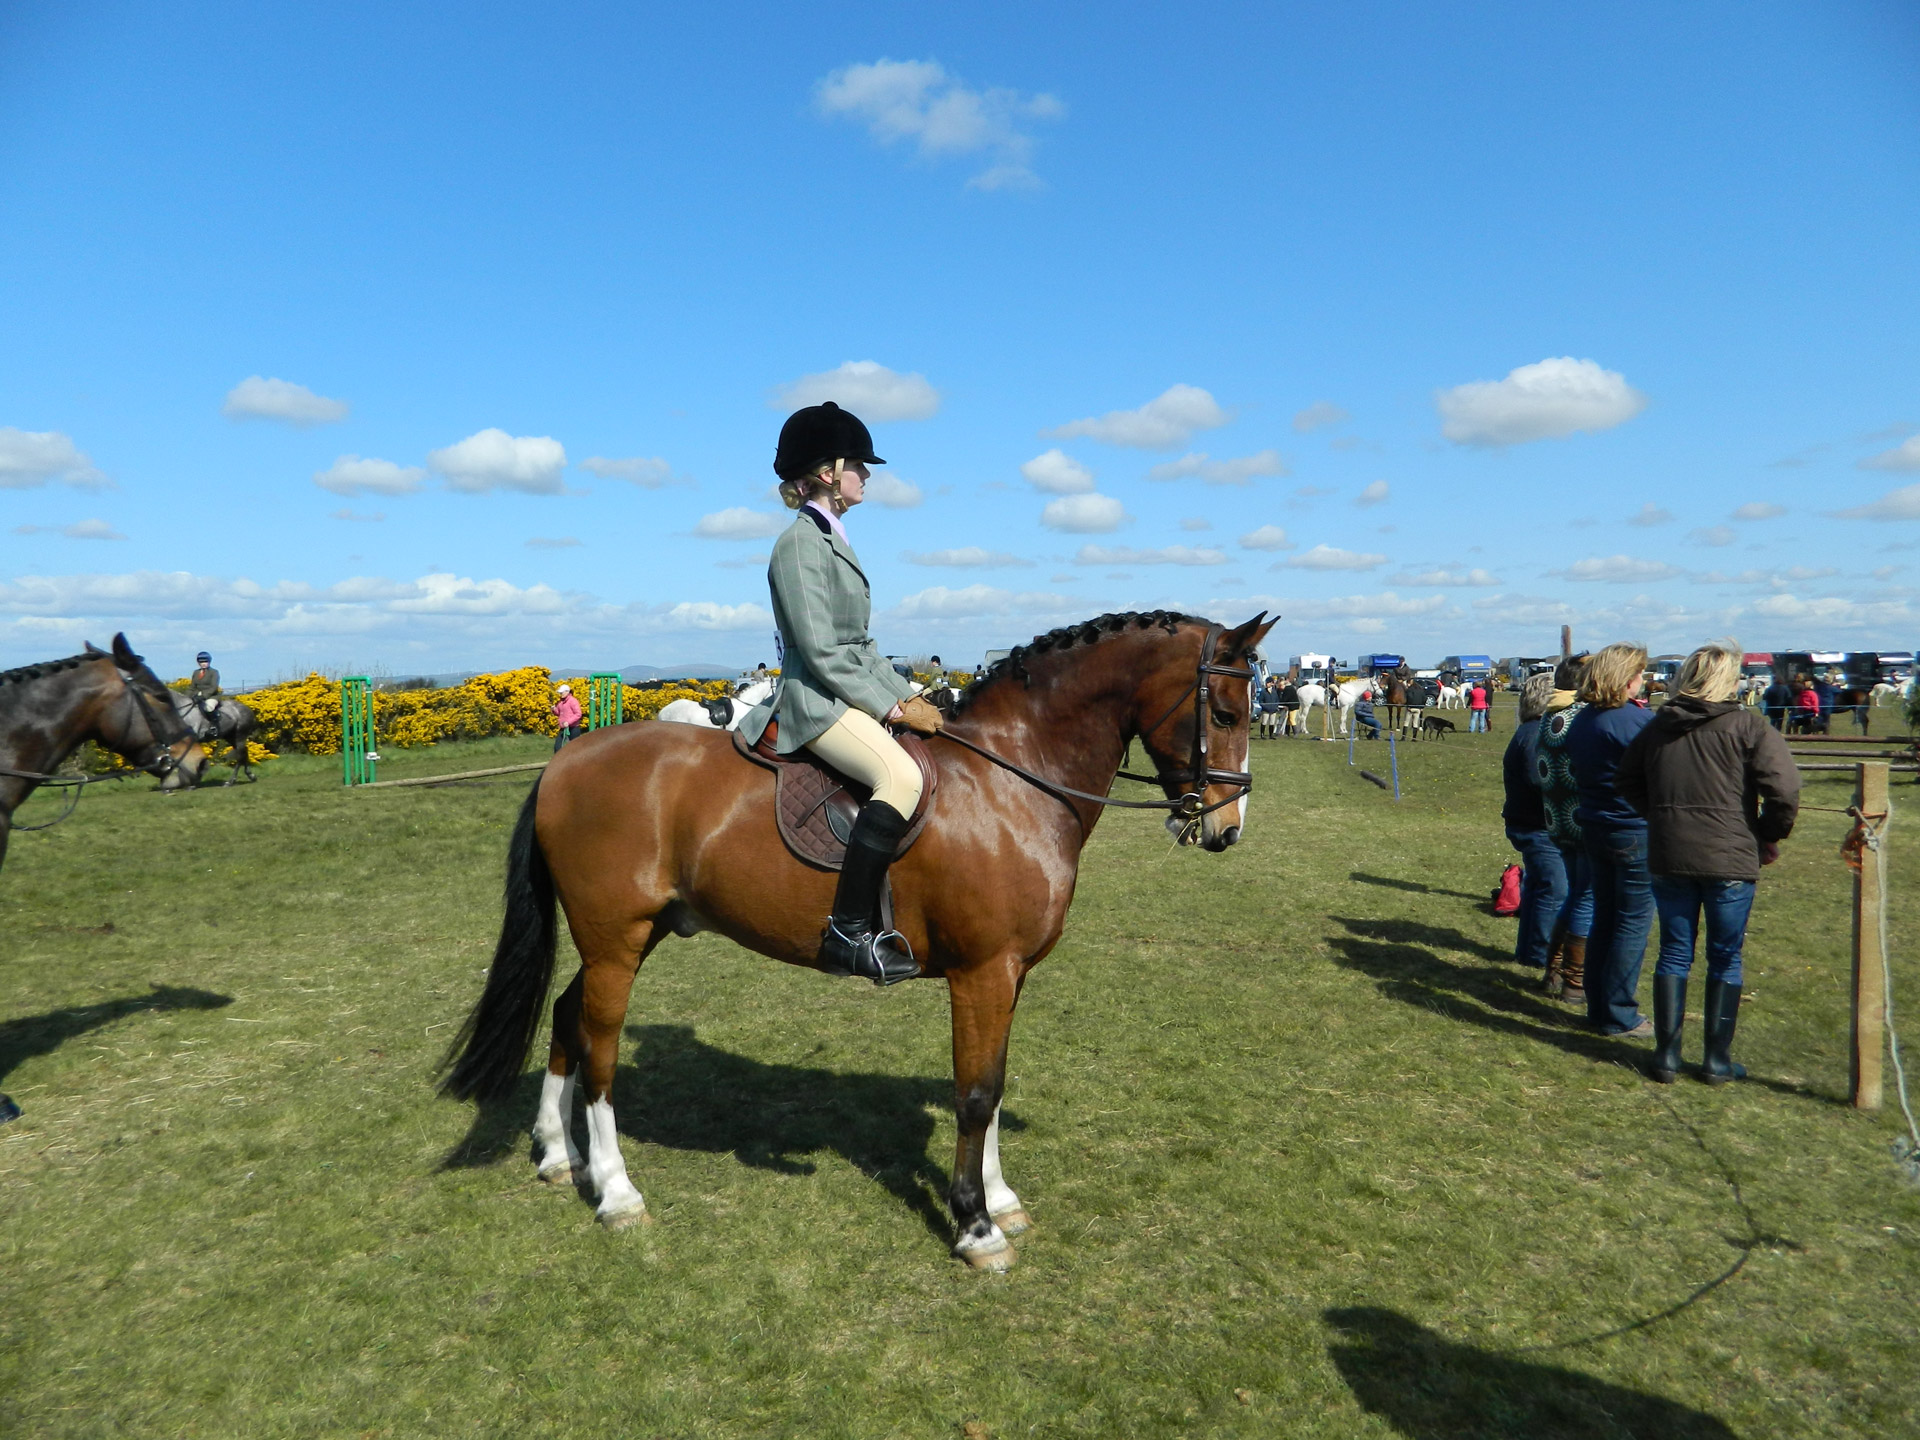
{"left": 169, "top": 692, "right": 262, "bottom": 784}
{"left": 0, "top": 634, "right": 206, "bottom": 871}
{"left": 442, "top": 611, "right": 1273, "bottom": 1269}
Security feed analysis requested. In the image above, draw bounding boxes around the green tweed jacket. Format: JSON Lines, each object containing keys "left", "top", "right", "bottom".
{"left": 738, "top": 509, "right": 915, "bottom": 754}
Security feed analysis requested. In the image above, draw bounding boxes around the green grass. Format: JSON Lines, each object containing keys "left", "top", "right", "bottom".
{"left": 2, "top": 715, "right": 1917, "bottom": 1438}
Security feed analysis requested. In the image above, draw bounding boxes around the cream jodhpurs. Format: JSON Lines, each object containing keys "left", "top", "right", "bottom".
{"left": 805, "top": 707, "right": 923, "bottom": 815}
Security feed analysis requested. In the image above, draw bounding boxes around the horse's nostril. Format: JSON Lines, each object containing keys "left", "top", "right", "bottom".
{"left": 1221, "top": 826, "right": 1240, "bottom": 847}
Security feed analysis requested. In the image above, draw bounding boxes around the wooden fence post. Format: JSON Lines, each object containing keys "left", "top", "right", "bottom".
{"left": 1851, "top": 761, "right": 1890, "bottom": 1110}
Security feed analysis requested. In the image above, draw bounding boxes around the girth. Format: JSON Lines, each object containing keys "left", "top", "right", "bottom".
{"left": 732, "top": 719, "right": 938, "bottom": 871}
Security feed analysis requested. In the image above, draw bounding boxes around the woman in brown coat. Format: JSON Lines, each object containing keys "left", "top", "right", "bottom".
{"left": 1616, "top": 642, "right": 1800, "bottom": 1084}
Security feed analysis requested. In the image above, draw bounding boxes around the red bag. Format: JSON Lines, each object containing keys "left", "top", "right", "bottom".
{"left": 1492, "top": 864, "right": 1523, "bottom": 915}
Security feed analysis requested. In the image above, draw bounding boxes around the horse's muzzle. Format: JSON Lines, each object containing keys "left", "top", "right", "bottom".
{"left": 1203, "top": 825, "right": 1240, "bottom": 852}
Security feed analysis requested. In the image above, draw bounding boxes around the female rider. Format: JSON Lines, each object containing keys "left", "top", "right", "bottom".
{"left": 739, "top": 402, "right": 944, "bottom": 986}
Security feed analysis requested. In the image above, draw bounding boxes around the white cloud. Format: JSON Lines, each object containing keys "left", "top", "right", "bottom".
{"left": 1688, "top": 525, "right": 1736, "bottom": 548}
{"left": 526, "top": 537, "right": 581, "bottom": 550}
{"left": 1293, "top": 401, "right": 1349, "bottom": 433}
{"left": 1073, "top": 544, "right": 1228, "bottom": 567}
{"left": 427, "top": 429, "right": 568, "bottom": 495}
{"left": 1392, "top": 567, "right": 1501, "bottom": 587}
{"left": 1627, "top": 502, "right": 1673, "bottom": 527}
{"left": 1559, "top": 555, "right": 1686, "bottom": 583}
{"left": 867, "top": 473, "right": 924, "bottom": 508}
{"left": 1233, "top": 590, "right": 1449, "bottom": 624}
{"left": 695, "top": 508, "right": 787, "bottom": 540}
{"left": 314, "top": 455, "right": 426, "bottom": 497}
{"left": 904, "top": 548, "right": 1033, "bottom": 568}
{"left": 580, "top": 455, "right": 675, "bottom": 487}
{"left": 1238, "top": 525, "right": 1294, "bottom": 552}
{"left": 1281, "top": 544, "right": 1388, "bottom": 571}
{"left": 1436, "top": 357, "right": 1647, "bottom": 446}
{"left": 886, "top": 584, "right": 1079, "bottom": 622}
{"left": 1146, "top": 449, "right": 1286, "bottom": 485}
{"left": 221, "top": 376, "right": 349, "bottom": 427}
{"left": 14, "top": 519, "right": 126, "bottom": 540}
{"left": 1040, "top": 493, "right": 1128, "bottom": 533}
{"left": 1860, "top": 436, "right": 1920, "bottom": 473}
{"left": 1731, "top": 502, "right": 1786, "bottom": 521}
{"left": 1046, "top": 384, "right": 1229, "bottom": 450}
{"left": 1180, "top": 517, "right": 1212, "bottom": 532}
{"left": 1693, "top": 566, "right": 1838, "bottom": 588}
{"left": 1830, "top": 483, "right": 1920, "bottom": 521}
{"left": 774, "top": 360, "right": 941, "bottom": 422}
{"left": 654, "top": 600, "right": 775, "bottom": 631}
{"left": 1355, "top": 480, "right": 1390, "bottom": 508}
{"left": 1020, "top": 448, "right": 1095, "bottom": 494}
{"left": 815, "top": 58, "right": 1064, "bottom": 190}
{"left": 0, "top": 427, "right": 108, "bottom": 490}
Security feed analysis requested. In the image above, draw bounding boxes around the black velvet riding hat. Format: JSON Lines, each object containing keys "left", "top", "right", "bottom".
{"left": 773, "top": 401, "right": 885, "bottom": 480}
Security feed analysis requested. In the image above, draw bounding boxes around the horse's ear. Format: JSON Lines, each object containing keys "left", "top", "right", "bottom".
{"left": 83, "top": 640, "right": 107, "bottom": 657}
{"left": 111, "top": 632, "right": 144, "bottom": 669}
{"left": 1221, "top": 612, "right": 1277, "bottom": 660}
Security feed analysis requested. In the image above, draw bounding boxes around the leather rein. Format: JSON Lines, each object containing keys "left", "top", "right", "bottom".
{"left": 933, "top": 623, "right": 1257, "bottom": 827}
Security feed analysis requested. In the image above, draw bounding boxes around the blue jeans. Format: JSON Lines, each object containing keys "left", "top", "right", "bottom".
{"left": 1553, "top": 839, "right": 1593, "bottom": 940}
{"left": 1583, "top": 826, "right": 1653, "bottom": 1033}
{"left": 1469, "top": 710, "right": 1488, "bottom": 732}
{"left": 1652, "top": 876, "right": 1756, "bottom": 985}
{"left": 1506, "top": 828, "right": 1566, "bottom": 966}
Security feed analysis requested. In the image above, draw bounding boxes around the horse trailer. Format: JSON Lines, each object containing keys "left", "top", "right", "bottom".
{"left": 1438, "top": 655, "right": 1492, "bottom": 682}
{"left": 1288, "top": 653, "right": 1335, "bottom": 683}
{"left": 1358, "top": 653, "right": 1407, "bottom": 676}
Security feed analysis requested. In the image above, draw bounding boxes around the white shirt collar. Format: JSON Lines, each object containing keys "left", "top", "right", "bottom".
{"left": 804, "top": 499, "right": 848, "bottom": 544}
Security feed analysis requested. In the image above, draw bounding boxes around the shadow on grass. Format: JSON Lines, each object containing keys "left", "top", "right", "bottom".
{"left": 0, "top": 985, "right": 233, "bottom": 1087}
{"left": 1326, "top": 919, "right": 1842, "bottom": 1104}
{"left": 1325, "top": 1307, "right": 1741, "bottom": 1439}
{"left": 1350, "top": 871, "right": 1493, "bottom": 906}
{"left": 442, "top": 1024, "right": 1008, "bottom": 1239}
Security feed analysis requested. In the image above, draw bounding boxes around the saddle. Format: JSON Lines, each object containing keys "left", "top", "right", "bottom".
{"left": 732, "top": 718, "right": 938, "bottom": 871}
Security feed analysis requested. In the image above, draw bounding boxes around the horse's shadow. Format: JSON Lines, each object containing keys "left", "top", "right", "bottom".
{"left": 443, "top": 1024, "right": 1005, "bottom": 1238}
{"left": 1326, "top": 918, "right": 1839, "bottom": 1103}
{"left": 0, "top": 985, "right": 233, "bottom": 1087}
{"left": 1325, "top": 1306, "right": 1742, "bottom": 1438}
{"left": 1350, "top": 871, "right": 1493, "bottom": 906}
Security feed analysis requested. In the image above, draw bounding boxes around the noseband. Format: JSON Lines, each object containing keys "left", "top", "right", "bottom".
{"left": 934, "top": 623, "right": 1257, "bottom": 825}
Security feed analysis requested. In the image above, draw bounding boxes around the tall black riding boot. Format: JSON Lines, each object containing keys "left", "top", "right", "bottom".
{"left": 1648, "top": 974, "right": 1687, "bottom": 1084}
{"left": 1700, "top": 978, "right": 1746, "bottom": 1084}
{"left": 817, "top": 800, "right": 921, "bottom": 986}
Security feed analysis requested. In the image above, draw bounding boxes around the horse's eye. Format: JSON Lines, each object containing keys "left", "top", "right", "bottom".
{"left": 1212, "top": 709, "right": 1236, "bottom": 728}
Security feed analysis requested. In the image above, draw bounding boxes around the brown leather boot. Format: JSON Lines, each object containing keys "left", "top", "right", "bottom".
{"left": 1559, "top": 935, "right": 1587, "bottom": 1005}
{"left": 1542, "top": 932, "right": 1567, "bottom": 998}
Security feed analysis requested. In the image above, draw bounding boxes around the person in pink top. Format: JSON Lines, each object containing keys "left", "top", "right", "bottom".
{"left": 552, "top": 682, "right": 583, "bottom": 750}
{"left": 1468, "top": 681, "right": 1491, "bottom": 733}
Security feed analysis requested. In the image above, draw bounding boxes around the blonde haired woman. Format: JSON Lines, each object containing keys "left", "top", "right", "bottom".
{"left": 1617, "top": 642, "right": 1799, "bottom": 1083}
{"left": 1564, "top": 643, "right": 1656, "bottom": 1036}
{"left": 739, "top": 401, "right": 943, "bottom": 986}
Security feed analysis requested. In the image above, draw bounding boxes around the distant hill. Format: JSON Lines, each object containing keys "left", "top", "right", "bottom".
{"left": 549, "top": 663, "right": 745, "bottom": 682}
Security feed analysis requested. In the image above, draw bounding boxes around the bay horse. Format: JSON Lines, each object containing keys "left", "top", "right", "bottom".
{"left": 0, "top": 633, "right": 207, "bottom": 871}
{"left": 442, "top": 611, "right": 1274, "bottom": 1269}
{"left": 169, "top": 692, "right": 263, "bottom": 784}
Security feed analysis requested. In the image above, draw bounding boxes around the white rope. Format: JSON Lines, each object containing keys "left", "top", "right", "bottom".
{"left": 1864, "top": 802, "right": 1920, "bottom": 1183}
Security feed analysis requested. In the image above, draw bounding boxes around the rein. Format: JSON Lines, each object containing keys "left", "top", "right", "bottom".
{"left": 933, "top": 623, "right": 1257, "bottom": 826}
{"left": 2, "top": 666, "right": 193, "bottom": 831}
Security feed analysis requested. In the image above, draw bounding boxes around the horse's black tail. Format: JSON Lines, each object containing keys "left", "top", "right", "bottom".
{"left": 439, "top": 778, "right": 556, "bottom": 1102}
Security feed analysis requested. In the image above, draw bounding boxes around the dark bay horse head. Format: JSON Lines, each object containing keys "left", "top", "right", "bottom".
{"left": 0, "top": 634, "right": 209, "bottom": 791}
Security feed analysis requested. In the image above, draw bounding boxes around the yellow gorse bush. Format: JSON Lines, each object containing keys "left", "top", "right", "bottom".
{"left": 232, "top": 669, "right": 738, "bottom": 755}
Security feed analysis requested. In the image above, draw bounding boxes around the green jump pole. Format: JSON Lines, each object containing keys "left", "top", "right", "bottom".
{"left": 588, "top": 672, "right": 623, "bottom": 730}
{"left": 340, "top": 676, "right": 376, "bottom": 787}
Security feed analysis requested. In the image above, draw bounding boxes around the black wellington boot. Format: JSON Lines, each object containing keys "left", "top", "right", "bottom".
{"left": 817, "top": 800, "right": 921, "bottom": 987}
{"left": 1700, "top": 979, "right": 1747, "bottom": 1085}
{"left": 1648, "top": 974, "right": 1687, "bottom": 1084}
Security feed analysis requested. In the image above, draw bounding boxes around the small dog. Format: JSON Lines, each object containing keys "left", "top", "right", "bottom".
{"left": 1420, "top": 714, "right": 1457, "bottom": 739}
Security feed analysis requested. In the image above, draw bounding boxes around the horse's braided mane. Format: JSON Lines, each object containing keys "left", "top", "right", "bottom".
{"left": 952, "top": 610, "right": 1201, "bottom": 714}
{"left": 0, "top": 652, "right": 98, "bottom": 688}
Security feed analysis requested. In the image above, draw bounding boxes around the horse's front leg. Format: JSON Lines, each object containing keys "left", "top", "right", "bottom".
{"left": 947, "top": 956, "right": 1023, "bottom": 1271}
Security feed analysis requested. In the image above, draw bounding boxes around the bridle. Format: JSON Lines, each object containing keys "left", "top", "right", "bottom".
{"left": 934, "top": 622, "right": 1258, "bottom": 827}
{"left": 2, "top": 662, "right": 196, "bottom": 829}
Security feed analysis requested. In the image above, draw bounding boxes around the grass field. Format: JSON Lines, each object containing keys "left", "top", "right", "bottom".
{"left": 3, "top": 711, "right": 1918, "bottom": 1438}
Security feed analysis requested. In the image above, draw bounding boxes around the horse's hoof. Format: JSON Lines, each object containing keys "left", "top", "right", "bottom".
{"left": 953, "top": 1226, "right": 1016, "bottom": 1271}
{"left": 536, "top": 1163, "right": 576, "bottom": 1185}
{"left": 598, "top": 1202, "right": 652, "bottom": 1231}
{"left": 990, "top": 1207, "right": 1033, "bottom": 1237}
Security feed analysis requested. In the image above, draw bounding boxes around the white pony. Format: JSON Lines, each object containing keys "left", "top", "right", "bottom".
{"left": 1872, "top": 680, "right": 1913, "bottom": 707}
{"left": 1293, "top": 682, "right": 1326, "bottom": 737}
{"left": 1436, "top": 683, "right": 1466, "bottom": 710}
{"left": 657, "top": 677, "right": 775, "bottom": 731}
{"left": 1328, "top": 678, "right": 1372, "bottom": 737}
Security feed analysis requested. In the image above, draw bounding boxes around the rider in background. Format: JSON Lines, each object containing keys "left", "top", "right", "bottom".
{"left": 189, "top": 652, "right": 222, "bottom": 726}
{"left": 740, "top": 401, "right": 945, "bottom": 987}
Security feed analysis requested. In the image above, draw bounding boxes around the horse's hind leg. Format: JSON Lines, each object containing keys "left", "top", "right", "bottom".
{"left": 533, "top": 970, "right": 587, "bottom": 1183}
{"left": 572, "top": 920, "right": 661, "bottom": 1229}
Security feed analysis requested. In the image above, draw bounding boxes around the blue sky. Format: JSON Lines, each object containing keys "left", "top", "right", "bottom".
{"left": 3, "top": 2, "right": 1918, "bottom": 683}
